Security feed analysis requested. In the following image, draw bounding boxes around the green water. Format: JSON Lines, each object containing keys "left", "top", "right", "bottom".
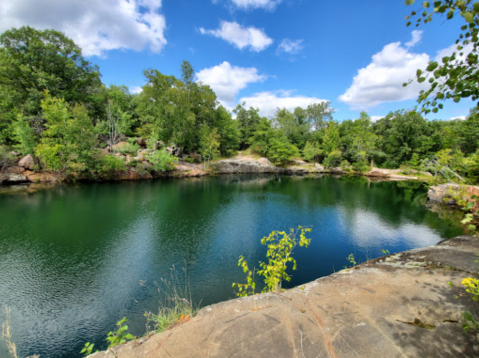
{"left": 0, "top": 175, "right": 464, "bottom": 358}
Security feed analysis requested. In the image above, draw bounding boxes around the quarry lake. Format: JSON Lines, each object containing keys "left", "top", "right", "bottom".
{"left": 0, "top": 175, "right": 464, "bottom": 358}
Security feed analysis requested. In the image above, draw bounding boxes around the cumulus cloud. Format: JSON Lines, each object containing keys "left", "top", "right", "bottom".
{"left": 215, "top": 0, "right": 282, "bottom": 10}
{"left": 450, "top": 116, "right": 467, "bottom": 121}
{"left": 277, "top": 39, "right": 304, "bottom": 55}
{"left": 338, "top": 31, "right": 430, "bottom": 110}
{"left": 435, "top": 42, "right": 474, "bottom": 63}
{"left": 405, "top": 30, "right": 423, "bottom": 48}
{"left": 129, "top": 86, "right": 143, "bottom": 94}
{"left": 370, "top": 116, "right": 385, "bottom": 122}
{"left": 196, "top": 62, "right": 266, "bottom": 106}
{"left": 199, "top": 21, "right": 273, "bottom": 52}
{"left": 238, "top": 91, "right": 329, "bottom": 118}
{"left": 0, "top": 0, "right": 167, "bottom": 57}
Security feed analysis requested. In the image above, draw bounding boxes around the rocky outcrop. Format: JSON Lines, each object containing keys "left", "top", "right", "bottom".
{"left": 428, "top": 183, "right": 479, "bottom": 211}
{"left": 0, "top": 173, "right": 29, "bottom": 185}
{"left": 92, "top": 235, "right": 479, "bottom": 358}
{"left": 213, "top": 158, "right": 286, "bottom": 174}
{"left": 365, "top": 167, "right": 432, "bottom": 181}
{"left": 18, "top": 154, "right": 35, "bottom": 170}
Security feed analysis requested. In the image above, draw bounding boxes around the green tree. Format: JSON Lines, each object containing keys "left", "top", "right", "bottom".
{"left": 0, "top": 26, "right": 102, "bottom": 145}
{"left": 35, "top": 94, "right": 97, "bottom": 174}
{"left": 404, "top": 0, "right": 479, "bottom": 113}
{"left": 302, "top": 141, "right": 322, "bottom": 164}
{"left": 199, "top": 126, "right": 221, "bottom": 168}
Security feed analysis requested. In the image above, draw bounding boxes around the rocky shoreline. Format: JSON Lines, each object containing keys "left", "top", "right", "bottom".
{"left": 0, "top": 154, "right": 434, "bottom": 187}
{"left": 91, "top": 235, "right": 479, "bottom": 358}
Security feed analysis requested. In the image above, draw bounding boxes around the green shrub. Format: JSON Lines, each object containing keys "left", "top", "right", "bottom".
{"left": 147, "top": 149, "right": 178, "bottom": 172}
{"left": 96, "top": 154, "right": 126, "bottom": 178}
{"left": 0, "top": 146, "right": 16, "bottom": 170}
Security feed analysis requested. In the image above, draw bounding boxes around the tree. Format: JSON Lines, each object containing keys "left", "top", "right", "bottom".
{"left": 0, "top": 26, "right": 102, "bottom": 145}
{"left": 302, "top": 141, "right": 322, "bottom": 164}
{"left": 404, "top": 0, "right": 479, "bottom": 114}
{"left": 234, "top": 104, "right": 262, "bottom": 149}
{"left": 199, "top": 126, "right": 221, "bottom": 169}
{"left": 35, "top": 93, "right": 97, "bottom": 174}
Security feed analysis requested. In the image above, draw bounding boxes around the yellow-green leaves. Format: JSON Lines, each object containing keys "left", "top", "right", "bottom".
{"left": 406, "top": 0, "right": 416, "bottom": 5}
{"left": 423, "top": 1, "right": 430, "bottom": 8}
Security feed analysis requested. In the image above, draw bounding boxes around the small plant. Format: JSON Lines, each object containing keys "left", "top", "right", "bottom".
{"left": 462, "top": 277, "right": 479, "bottom": 302}
{"left": 147, "top": 149, "right": 178, "bottom": 172}
{"left": 1, "top": 307, "right": 18, "bottom": 358}
{"left": 106, "top": 317, "right": 135, "bottom": 348}
{"left": 462, "top": 311, "right": 479, "bottom": 338}
{"left": 80, "top": 342, "right": 97, "bottom": 356}
{"left": 232, "top": 256, "right": 256, "bottom": 297}
{"left": 381, "top": 249, "right": 390, "bottom": 255}
{"left": 345, "top": 253, "right": 357, "bottom": 268}
{"left": 232, "top": 226, "right": 312, "bottom": 296}
{"left": 144, "top": 266, "right": 197, "bottom": 334}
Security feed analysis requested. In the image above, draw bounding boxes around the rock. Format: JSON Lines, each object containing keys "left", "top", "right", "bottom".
{"left": 9, "top": 151, "right": 20, "bottom": 157}
{"left": 189, "top": 153, "right": 202, "bottom": 163}
{"left": 18, "top": 154, "right": 35, "bottom": 170}
{"left": 314, "top": 163, "right": 325, "bottom": 171}
{"left": 99, "top": 147, "right": 110, "bottom": 155}
{"left": 92, "top": 235, "right": 479, "bottom": 358}
{"left": 111, "top": 141, "right": 128, "bottom": 152}
{"left": 136, "top": 137, "right": 147, "bottom": 147}
{"left": 427, "top": 184, "right": 479, "bottom": 212}
{"left": 213, "top": 158, "right": 286, "bottom": 174}
{"left": 25, "top": 171, "right": 61, "bottom": 183}
{"left": 330, "top": 167, "right": 346, "bottom": 174}
{"left": 290, "top": 158, "right": 307, "bottom": 165}
{"left": 165, "top": 146, "right": 174, "bottom": 155}
{"left": 114, "top": 168, "right": 152, "bottom": 181}
{"left": 5, "top": 166, "right": 25, "bottom": 174}
{"left": 256, "top": 157, "right": 270, "bottom": 166}
{"left": 0, "top": 173, "right": 28, "bottom": 185}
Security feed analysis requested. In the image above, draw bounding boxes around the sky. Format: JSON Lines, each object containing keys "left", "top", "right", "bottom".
{"left": 0, "top": 0, "right": 474, "bottom": 121}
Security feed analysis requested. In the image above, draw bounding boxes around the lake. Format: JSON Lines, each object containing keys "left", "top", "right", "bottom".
{"left": 0, "top": 174, "right": 464, "bottom": 358}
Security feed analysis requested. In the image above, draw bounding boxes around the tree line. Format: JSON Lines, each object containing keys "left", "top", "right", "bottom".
{"left": 1, "top": 26, "right": 479, "bottom": 182}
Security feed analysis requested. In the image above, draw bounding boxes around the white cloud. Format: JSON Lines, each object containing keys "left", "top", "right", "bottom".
{"left": 435, "top": 42, "right": 474, "bottom": 63}
{"left": 199, "top": 21, "right": 273, "bottom": 52}
{"left": 196, "top": 62, "right": 266, "bottom": 106}
{"left": 277, "top": 39, "right": 304, "bottom": 55}
{"left": 238, "top": 91, "right": 329, "bottom": 118}
{"left": 216, "top": 0, "right": 282, "bottom": 10}
{"left": 129, "top": 86, "right": 143, "bottom": 94}
{"left": 0, "top": 0, "right": 167, "bottom": 57}
{"left": 370, "top": 116, "right": 385, "bottom": 122}
{"left": 450, "top": 116, "right": 466, "bottom": 121}
{"left": 405, "top": 30, "right": 422, "bottom": 48}
{"left": 338, "top": 31, "right": 430, "bottom": 110}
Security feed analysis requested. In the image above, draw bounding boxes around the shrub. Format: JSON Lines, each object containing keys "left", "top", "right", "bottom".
{"left": 147, "top": 149, "right": 178, "bottom": 172}
{"left": 0, "top": 146, "right": 16, "bottom": 170}
{"left": 96, "top": 154, "right": 126, "bottom": 178}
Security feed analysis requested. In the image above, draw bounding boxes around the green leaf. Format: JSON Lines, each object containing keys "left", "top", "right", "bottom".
{"left": 426, "top": 61, "right": 439, "bottom": 71}
{"left": 405, "top": 0, "right": 415, "bottom": 5}
{"left": 447, "top": 10, "right": 454, "bottom": 19}
{"left": 464, "top": 12, "right": 474, "bottom": 23}
{"left": 422, "top": 1, "right": 430, "bottom": 8}
{"left": 475, "top": 3, "right": 479, "bottom": 13}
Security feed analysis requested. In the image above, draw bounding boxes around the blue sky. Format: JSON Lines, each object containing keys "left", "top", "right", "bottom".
{"left": 0, "top": 0, "right": 473, "bottom": 121}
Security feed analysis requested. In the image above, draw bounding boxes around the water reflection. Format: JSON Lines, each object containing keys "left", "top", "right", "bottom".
{"left": 0, "top": 175, "right": 464, "bottom": 358}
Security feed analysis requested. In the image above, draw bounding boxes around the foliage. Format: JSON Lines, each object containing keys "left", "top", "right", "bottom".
{"left": 302, "top": 141, "right": 322, "bottom": 164}
{"left": 11, "top": 115, "right": 36, "bottom": 155}
{"left": 405, "top": 0, "right": 479, "bottom": 114}
{"left": 95, "top": 154, "right": 126, "bottom": 178}
{"left": 106, "top": 317, "right": 135, "bottom": 348}
{"left": 144, "top": 266, "right": 197, "bottom": 334}
{"left": 323, "top": 150, "right": 342, "bottom": 169}
{"left": 0, "top": 146, "right": 16, "bottom": 170}
{"left": 80, "top": 342, "right": 97, "bottom": 356}
{"left": 199, "top": 126, "right": 221, "bottom": 167}
{"left": 233, "top": 226, "right": 312, "bottom": 296}
{"left": 35, "top": 94, "right": 97, "bottom": 174}
{"left": 462, "top": 277, "right": 479, "bottom": 301}
{"left": 147, "top": 149, "right": 178, "bottom": 172}
{"left": 462, "top": 311, "right": 479, "bottom": 336}
{"left": 1, "top": 307, "right": 18, "bottom": 358}
{"left": 346, "top": 253, "right": 357, "bottom": 268}
{"left": 232, "top": 256, "right": 256, "bottom": 297}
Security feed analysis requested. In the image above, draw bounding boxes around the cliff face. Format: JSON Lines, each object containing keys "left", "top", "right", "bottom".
{"left": 428, "top": 183, "right": 479, "bottom": 212}
{"left": 91, "top": 235, "right": 479, "bottom": 358}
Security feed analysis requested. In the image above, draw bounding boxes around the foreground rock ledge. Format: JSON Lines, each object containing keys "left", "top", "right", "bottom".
{"left": 93, "top": 236, "right": 479, "bottom": 358}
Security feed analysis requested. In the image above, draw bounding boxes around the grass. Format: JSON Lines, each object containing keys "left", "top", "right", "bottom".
{"left": 144, "top": 266, "right": 198, "bottom": 334}
{"left": 1, "top": 307, "right": 18, "bottom": 358}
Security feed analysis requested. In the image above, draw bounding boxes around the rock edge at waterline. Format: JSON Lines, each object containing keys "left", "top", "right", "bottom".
{"left": 92, "top": 235, "right": 479, "bottom": 358}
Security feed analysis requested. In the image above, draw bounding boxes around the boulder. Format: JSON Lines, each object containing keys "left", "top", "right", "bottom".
{"left": 213, "top": 158, "right": 286, "bottom": 174}
{"left": 314, "top": 163, "right": 325, "bottom": 171}
{"left": 5, "top": 166, "right": 25, "bottom": 175}
{"left": 136, "top": 137, "right": 147, "bottom": 147}
{"left": 427, "top": 184, "right": 479, "bottom": 212}
{"left": 9, "top": 151, "right": 20, "bottom": 157}
{"left": 25, "top": 171, "right": 61, "bottom": 183}
{"left": 189, "top": 153, "right": 202, "bottom": 163}
{"left": 290, "top": 158, "right": 307, "bottom": 166}
{"left": 330, "top": 167, "right": 346, "bottom": 174}
{"left": 256, "top": 157, "right": 270, "bottom": 166}
{"left": 111, "top": 141, "right": 129, "bottom": 152}
{"left": 18, "top": 154, "right": 35, "bottom": 170}
{"left": 99, "top": 147, "right": 110, "bottom": 155}
{"left": 0, "top": 173, "right": 28, "bottom": 185}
